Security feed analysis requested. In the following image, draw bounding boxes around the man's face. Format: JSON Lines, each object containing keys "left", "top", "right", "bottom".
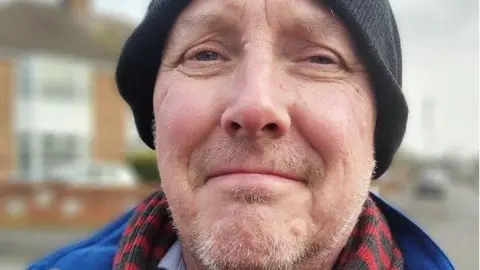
{"left": 154, "top": 0, "right": 376, "bottom": 268}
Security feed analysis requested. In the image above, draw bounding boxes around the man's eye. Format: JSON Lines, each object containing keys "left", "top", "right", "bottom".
{"left": 308, "top": 56, "right": 335, "bottom": 65}
{"left": 194, "top": 51, "right": 220, "bottom": 61}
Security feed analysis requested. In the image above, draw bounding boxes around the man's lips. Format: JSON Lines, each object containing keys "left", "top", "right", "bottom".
{"left": 205, "top": 168, "right": 303, "bottom": 183}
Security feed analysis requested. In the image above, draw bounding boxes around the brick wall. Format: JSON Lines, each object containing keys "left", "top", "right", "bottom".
{"left": 0, "top": 183, "right": 154, "bottom": 228}
{"left": 0, "top": 181, "right": 388, "bottom": 229}
{"left": 0, "top": 58, "right": 15, "bottom": 181}
{"left": 91, "top": 68, "right": 126, "bottom": 162}
{"left": 64, "top": 0, "right": 91, "bottom": 17}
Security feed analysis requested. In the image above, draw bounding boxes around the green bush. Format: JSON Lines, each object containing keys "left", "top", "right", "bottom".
{"left": 127, "top": 151, "right": 160, "bottom": 184}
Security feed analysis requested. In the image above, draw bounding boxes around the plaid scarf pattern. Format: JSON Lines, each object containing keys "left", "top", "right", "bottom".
{"left": 113, "top": 191, "right": 403, "bottom": 270}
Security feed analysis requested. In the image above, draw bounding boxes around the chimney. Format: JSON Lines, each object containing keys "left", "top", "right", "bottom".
{"left": 61, "top": 0, "right": 90, "bottom": 17}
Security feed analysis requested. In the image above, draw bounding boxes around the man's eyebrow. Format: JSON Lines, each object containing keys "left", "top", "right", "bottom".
{"left": 291, "top": 15, "right": 345, "bottom": 41}
{"left": 176, "top": 12, "right": 237, "bottom": 32}
{"left": 177, "top": 13, "right": 215, "bottom": 29}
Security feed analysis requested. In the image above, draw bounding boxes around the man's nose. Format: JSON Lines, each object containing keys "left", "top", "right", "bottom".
{"left": 221, "top": 61, "right": 291, "bottom": 139}
{"left": 221, "top": 96, "right": 291, "bottom": 138}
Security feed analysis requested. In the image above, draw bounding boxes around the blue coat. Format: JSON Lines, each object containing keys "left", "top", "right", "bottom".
{"left": 28, "top": 193, "right": 454, "bottom": 270}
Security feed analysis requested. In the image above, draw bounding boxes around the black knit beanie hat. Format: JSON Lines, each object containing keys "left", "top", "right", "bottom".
{"left": 116, "top": 0, "right": 408, "bottom": 179}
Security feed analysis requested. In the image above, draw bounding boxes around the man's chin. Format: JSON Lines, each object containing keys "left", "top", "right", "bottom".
{"left": 189, "top": 208, "right": 311, "bottom": 269}
{"left": 192, "top": 225, "right": 300, "bottom": 269}
{"left": 199, "top": 181, "right": 307, "bottom": 208}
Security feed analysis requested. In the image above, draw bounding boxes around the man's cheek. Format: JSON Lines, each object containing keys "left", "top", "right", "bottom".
{"left": 155, "top": 91, "right": 215, "bottom": 154}
{"left": 295, "top": 98, "right": 352, "bottom": 158}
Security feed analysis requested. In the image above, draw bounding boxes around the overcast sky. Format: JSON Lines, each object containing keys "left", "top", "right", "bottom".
{"left": 94, "top": 0, "right": 479, "bottom": 159}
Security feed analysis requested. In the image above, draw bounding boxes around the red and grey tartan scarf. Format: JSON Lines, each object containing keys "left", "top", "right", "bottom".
{"left": 113, "top": 191, "right": 403, "bottom": 270}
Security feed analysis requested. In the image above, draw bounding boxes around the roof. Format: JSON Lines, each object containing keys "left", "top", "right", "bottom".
{"left": 0, "top": 2, "right": 134, "bottom": 61}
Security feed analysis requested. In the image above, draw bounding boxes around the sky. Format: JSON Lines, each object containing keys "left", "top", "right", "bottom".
{"left": 94, "top": 0, "right": 479, "bottom": 159}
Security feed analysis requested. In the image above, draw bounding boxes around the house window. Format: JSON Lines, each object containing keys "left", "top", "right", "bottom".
{"left": 17, "top": 60, "right": 32, "bottom": 100}
{"left": 17, "top": 132, "right": 87, "bottom": 180}
{"left": 41, "top": 80, "right": 78, "bottom": 101}
{"left": 17, "top": 133, "right": 32, "bottom": 179}
{"left": 42, "top": 133, "right": 80, "bottom": 177}
{"left": 18, "top": 56, "right": 90, "bottom": 102}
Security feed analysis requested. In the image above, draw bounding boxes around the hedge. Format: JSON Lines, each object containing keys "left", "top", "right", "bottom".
{"left": 127, "top": 151, "right": 160, "bottom": 184}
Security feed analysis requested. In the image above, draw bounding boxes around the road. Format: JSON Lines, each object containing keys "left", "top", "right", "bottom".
{"left": 384, "top": 183, "right": 479, "bottom": 270}
{"left": 0, "top": 183, "right": 478, "bottom": 269}
{"left": 0, "top": 229, "right": 91, "bottom": 269}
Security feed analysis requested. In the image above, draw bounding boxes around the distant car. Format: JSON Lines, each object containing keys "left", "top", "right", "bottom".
{"left": 414, "top": 168, "right": 449, "bottom": 199}
{"left": 48, "top": 161, "right": 140, "bottom": 187}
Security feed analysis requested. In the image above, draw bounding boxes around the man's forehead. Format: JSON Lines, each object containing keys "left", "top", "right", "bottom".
{"left": 176, "top": 0, "right": 244, "bottom": 27}
{"left": 174, "top": 0, "right": 345, "bottom": 36}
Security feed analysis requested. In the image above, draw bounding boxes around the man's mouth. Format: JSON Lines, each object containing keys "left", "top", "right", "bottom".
{"left": 205, "top": 167, "right": 303, "bottom": 184}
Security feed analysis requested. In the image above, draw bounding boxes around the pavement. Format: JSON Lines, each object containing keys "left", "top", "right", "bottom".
{"left": 0, "top": 229, "right": 92, "bottom": 269}
{"left": 383, "top": 182, "right": 479, "bottom": 270}
{"left": 0, "top": 183, "right": 478, "bottom": 270}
